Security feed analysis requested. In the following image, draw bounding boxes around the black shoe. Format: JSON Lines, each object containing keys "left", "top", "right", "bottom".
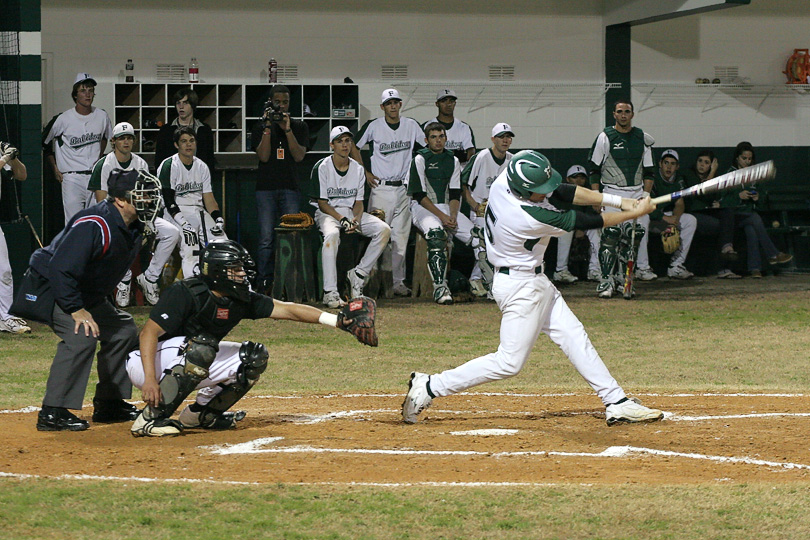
{"left": 36, "top": 406, "right": 90, "bottom": 431}
{"left": 92, "top": 398, "right": 140, "bottom": 423}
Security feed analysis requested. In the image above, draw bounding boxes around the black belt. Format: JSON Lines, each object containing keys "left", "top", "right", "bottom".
{"left": 498, "top": 266, "right": 544, "bottom": 275}
{"left": 64, "top": 170, "right": 92, "bottom": 175}
{"left": 380, "top": 180, "right": 403, "bottom": 187}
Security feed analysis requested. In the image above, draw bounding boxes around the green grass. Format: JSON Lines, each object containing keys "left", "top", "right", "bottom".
{"left": 3, "top": 281, "right": 810, "bottom": 538}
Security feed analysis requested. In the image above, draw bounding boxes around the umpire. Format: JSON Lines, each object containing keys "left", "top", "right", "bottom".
{"left": 29, "top": 169, "right": 160, "bottom": 431}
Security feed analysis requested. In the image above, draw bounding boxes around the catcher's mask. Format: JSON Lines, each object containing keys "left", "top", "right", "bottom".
{"left": 199, "top": 239, "right": 256, "bottom": 302}
{"left": 107, "top": 169, "right": 163, "bottom": 228}
{"left": 506, "top": 150, "right": 562, "bottom": 199}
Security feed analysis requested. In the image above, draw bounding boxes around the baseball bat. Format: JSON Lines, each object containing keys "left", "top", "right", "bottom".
{"left": 622, "top": 219, "right": 636, "bottom": 300}
{"left": 199, "top": 209, "right": 209, "bottom": 246}
{"left": 650, "top": 160, "right": 775, "bottom": 205}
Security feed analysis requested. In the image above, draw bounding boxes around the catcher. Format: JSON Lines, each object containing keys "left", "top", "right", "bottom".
{"left": 649, "top": 149, "right": 697, "bottom": 279}
{"left": 125, "top": 238, "right": 377, "bottom": 437}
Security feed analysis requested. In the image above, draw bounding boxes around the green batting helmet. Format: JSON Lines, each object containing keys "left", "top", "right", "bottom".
{"left": 506, "top": 150, "right": 562, "bottom": 198}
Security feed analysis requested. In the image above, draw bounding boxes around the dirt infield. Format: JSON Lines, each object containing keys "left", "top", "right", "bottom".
{"left": 4, "top": 392, "right": 810, "bottom": 486}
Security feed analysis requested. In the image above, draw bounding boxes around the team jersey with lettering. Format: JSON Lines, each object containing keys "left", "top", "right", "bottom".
{"left": 355, "top": 117, "right": 423, "bottom": 184}
{"left": 588, "top": 126, "right": 653, "bottom": 189}
{"left": 423, "top": 117, "right": 475, "bottom": 157}
{"left": 484, "top": 172, "right": 576, "bottom": 270}
{"left": 157, "top": 154, "right": 212, "bottom": 208}
{"left": 462, "top": 148, "right": 512, "bottom": 203}
{"left": 43, "top": 107, "right": 112, "bottom": 173}
{"left": 408, "top": 148, "right": 460, "bottom": 205}
{"left": 309, "top": 156, "right": 366, "bottom": 209}
{"left": 87, "top": 152, "right": 148, "bottom": 192}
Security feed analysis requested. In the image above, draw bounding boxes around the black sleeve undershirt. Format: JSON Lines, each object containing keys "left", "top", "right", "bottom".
{"left": 574, "top": 210, "right": 605, "bottom": 231}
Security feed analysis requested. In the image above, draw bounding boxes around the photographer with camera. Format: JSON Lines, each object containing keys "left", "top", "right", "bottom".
{"left": 250, "top": 84, "right": 310, "bottom": 294}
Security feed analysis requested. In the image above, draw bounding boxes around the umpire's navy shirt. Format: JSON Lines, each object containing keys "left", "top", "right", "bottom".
{"left": 30, "top": 199, "right": 143, "bottom": 314}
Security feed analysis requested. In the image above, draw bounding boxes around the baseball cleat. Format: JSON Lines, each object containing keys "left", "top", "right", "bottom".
{"left": 468, "top": 279, "right": 487, "bottom": 297}
{"left": 433, "top": 285, "right": 453, "bottom": 305}
{"left": 178, "top": 405, "right": 246, "bottom": 429}
{"left": 130, "top": 411, "right": 183, "bottom": 437}
{"left": 402, "top": 372, "right": 434, "bottom": 424}
{"left": 136, "top": 273, "right": 161, "bottom": 305}
{"left": 36, "top": 406, "right": 89, "bottom": 431}
{"left": 0, "top": 316, "right": 31, "bottom": 334}
{"left": 605, "top": 399, "right": 664, "bottom": 426}
{"left": 92, "top": 398, "right": 139, "bottom": 423}
{"left": 667, "top": 264, "right": 694, "bottom": 280}
{"left": 346, "top": 268, "right": 366, "bottom": 298}
{"left": 597, "top": 279, "right": 613, "bottom": 298}
{"left": 392, "top": 282, "right": 412, "bottom": 297}
{"left": 322, "top": 290, "right": 346, "bottom": 309}
{"left": 635, "top": 268, "right": 658, "bottom": 281}
{"left": 553, "top": 269, "right": 579, "bottom": 283}
{"left": 115, "top": 278, "right": 131, "bottom": 308}
{"left": 587, "top": 270, "right": 601, "bottom": 282}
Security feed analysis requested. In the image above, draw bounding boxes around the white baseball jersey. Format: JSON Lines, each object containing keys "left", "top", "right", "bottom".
{"left": 157, "top": 154, "right": 212, "bottom": 207}
{"left": 424, "top": 117, "right": 475, "bottom": 156}
{"left": 355, "top": 117, "right": 423, "bottom": 184}
{"left": 484, "top": 172, "right": 575, "bottom": 270}
{"left": 43, "top": 107, "right": 112, "bottom": 173}
{"left": 88, "top": 152, "right": 148, "bottom": 192}
{"left": 462, "top": 148, "right": 512, "bottom": 203}
{"left": 310, "top": 156, "right": 365, "bottom": 209}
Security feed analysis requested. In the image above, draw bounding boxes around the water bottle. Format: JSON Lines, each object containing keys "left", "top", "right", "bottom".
{"left": 125, "top": 59, "right": 134, "bottom": 82}
{"left": 268, "top": 57, "right": 277, "bottom": 83}
{"left": 189, "top": 57, "right": 199, "bottom": 84}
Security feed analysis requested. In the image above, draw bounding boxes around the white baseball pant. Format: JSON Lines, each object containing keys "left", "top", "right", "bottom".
{"left": 428, "top": 269, "right": 627, "bottom": 406}
{"left": 0, "top": 225, "right": 12, "bottom": 319}
{"left": 556, "top": 229, "right": 601, "bottom": 276}
{"left": 119, "top": 216, "right": 181, "bottom": 286}
{"left": 368, "top": 185, "right": 410, "bottom": 286}
{"left": 468, "top": 214, "right": 487, "bottom": 281}
{"left": 602, "top": 185, "right": 651, "bottom": 272}
{"left": 411, "top": 201, "right": 475, "bottom": 245}
{"left": 166, "top": 206, "right": 227, "bottom": 278}
{"left": 61, "top": 172, "right": 94, "bottom": 224}
{"left": 315, "top": 208, "right": 391, "bottom": 293}
{"left": 126, "top": 336, "right": 242, "bottom": 406}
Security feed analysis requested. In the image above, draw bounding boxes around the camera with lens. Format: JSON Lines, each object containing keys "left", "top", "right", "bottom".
{"left": 263, "top": 100, "right": 284, "bottom": 124}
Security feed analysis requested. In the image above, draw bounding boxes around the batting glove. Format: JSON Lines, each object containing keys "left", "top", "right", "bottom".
{"left": 211, "top": 217, "right": 225, "bottom": 236}
{"left": 179, "top": 219, "right": 198, "bottom": 246}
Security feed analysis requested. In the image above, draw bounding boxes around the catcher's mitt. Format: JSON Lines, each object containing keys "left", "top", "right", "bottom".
{"left": 279, "top": 212, "right": 314, "bottom": 229}
{"left": 369, "top": 208, "right": 386, "bottom": 221}
{"left": 337, "top": 296, "right": 378, "bottom": 347}
{"left": 661, "top": 225, "right": 681, "bottom": 254}
{"left": 475, "top": 199, "right": 488, "bottom": 218}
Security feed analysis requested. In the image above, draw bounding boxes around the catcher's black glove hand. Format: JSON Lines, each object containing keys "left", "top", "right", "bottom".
{"left": 337, "top": 296, "right": 378, "bottom": 347}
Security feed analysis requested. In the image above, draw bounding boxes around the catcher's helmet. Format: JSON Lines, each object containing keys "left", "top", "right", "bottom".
{"left": 506, "top": 150, "right": 562, "bottom": 199}
{"left": 107, "top": 169, "right": 163, "bottom": 228}
{"left": 199, "top": 239, "right": 256, "bottom": 302}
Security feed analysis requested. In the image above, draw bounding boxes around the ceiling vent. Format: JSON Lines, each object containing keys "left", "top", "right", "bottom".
{"left": 155, "top": 63, "right": 186, "bottom": 82}
{"left": 382, "top": 65, "right": 408, "bottom": 80}
{"left": 278, "top": 64, "right": 299, "bottom": 80}
{"left": 489, "top": 65, "right": 515, "bottom": 81}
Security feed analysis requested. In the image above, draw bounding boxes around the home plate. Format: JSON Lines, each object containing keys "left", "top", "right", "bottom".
{"left": 450, "top": 429, "right": 518, "bottom": 436}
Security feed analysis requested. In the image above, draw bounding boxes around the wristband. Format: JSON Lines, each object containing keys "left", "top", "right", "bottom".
{"left": 319, "top": 312, "right": 338, "bottom": 327}
{"left": 211, "top": 209, "right": 222, "bottom": 221}
{"left": 601, "top": 193, "right": 623, "bottom": 208}
{"left": 284, "top": 128, "right": 292, "bottom": 133}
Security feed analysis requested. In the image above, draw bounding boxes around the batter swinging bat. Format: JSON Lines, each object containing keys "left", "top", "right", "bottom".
{"left": 650, "top": 160, "right": 776, "bottom": 205}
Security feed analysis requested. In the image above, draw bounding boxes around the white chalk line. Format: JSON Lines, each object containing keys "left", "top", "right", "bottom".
{"left": 201, "top": 437, "right": 810, "bottom": 472}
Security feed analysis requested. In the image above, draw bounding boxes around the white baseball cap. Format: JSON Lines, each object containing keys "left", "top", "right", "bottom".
{"left": 566, "top": 165, "right": 587, "bottom": 178}
{"left": 380, "top": 88, "right": 402, "bottom": 104}
{"left": 436, "top": 88, "right": 457, "bottom": 101}
{"left": 329, "top": 125, "right": 353, "bottom": 142}
{"left": 112, "top": 122, "right": 135, "bottom": 139}
{"left": 74, "top": 72, "right": 97, "bottom": 86}
{"left": 661, "top": 149, "right": 680, "bottom": 162}
{"left": 491, "top": 122, "right": 514, "bottom": 138}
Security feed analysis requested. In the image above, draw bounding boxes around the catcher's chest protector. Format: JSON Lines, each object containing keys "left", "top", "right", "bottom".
{"left": 180, "top": 278, "right": 236, "bottom": 338}
{"left": 602, "top": 127, "right": 646, "bottom": 188}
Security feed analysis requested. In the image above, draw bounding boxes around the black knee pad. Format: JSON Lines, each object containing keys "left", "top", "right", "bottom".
{"left": 239, "top": 340, "right": 268, "bottom": 382}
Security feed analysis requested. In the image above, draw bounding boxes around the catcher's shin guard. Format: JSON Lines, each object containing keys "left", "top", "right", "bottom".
{"left": 153, "top": 333, "right": 219, "bottom": 419}
{"left": 599, "top": 226, "right": 621, "bottom": 280}
{"left": 195, "top": 341, "right": 268, "bottom": 425}
{"left": 472, "top": 226, "right": 494, "bottom": 291}
{"left": 425, "top": 228, "right": 449, "bottom": 286}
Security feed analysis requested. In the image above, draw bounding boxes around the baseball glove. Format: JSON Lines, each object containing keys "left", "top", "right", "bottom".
{"left": 475, "top": 199, "right": 488, "bottom": 218}
{"left": 279, "top": 212, "right": 314, "bottom": 229}
{"left": 369, "top": 208, "right": 386, "bottom": 221}
{"left": 661, "top": 225, "right": 681, "bottom": 254}
{"left": 337, "top": 296, "right": 378, "bottom": 347}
